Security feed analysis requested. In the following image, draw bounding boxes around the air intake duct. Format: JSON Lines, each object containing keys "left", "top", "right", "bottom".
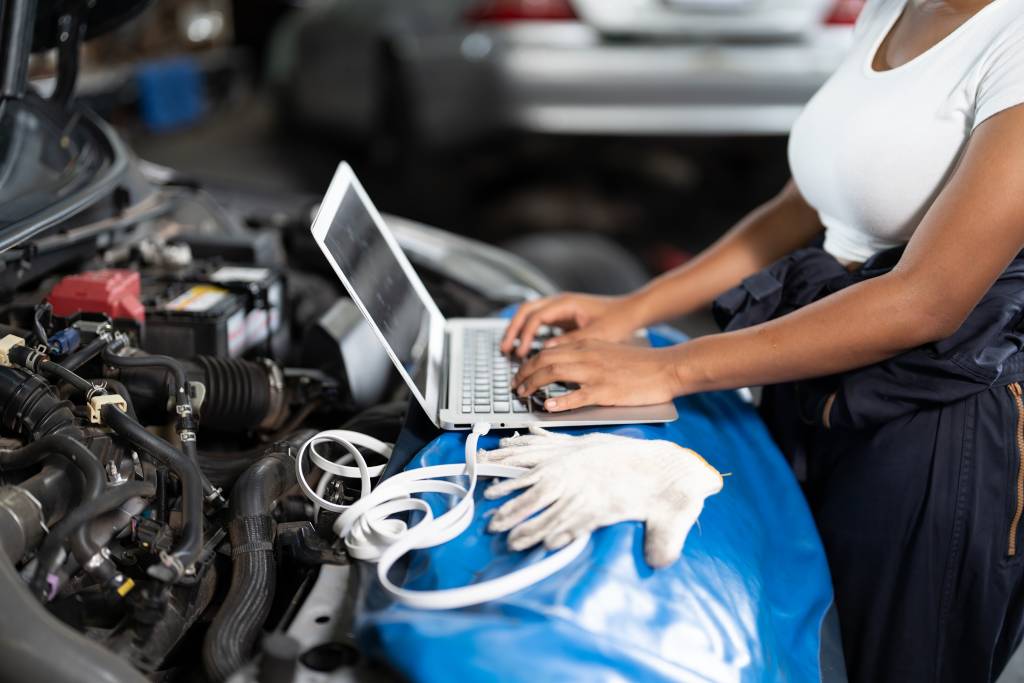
{"left": 115, "top": 356, "right": 287, "bottom": 431}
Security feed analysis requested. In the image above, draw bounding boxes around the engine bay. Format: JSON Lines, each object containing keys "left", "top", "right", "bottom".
{"left": 0, "top": 148, "right": 552, "bottom": 682}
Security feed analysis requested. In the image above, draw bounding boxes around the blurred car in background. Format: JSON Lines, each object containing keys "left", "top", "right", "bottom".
{"left": 267, "top": 0, "right": 864, "bottom": 149}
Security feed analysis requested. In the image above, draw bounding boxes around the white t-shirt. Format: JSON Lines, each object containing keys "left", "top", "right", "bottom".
{"left": 788, "top": 0, "right": 1024, "bottom": 264}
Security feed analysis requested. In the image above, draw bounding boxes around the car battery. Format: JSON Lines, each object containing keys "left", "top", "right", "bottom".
{"left": 142, "top": 266, "right": 285, "bottom": 358}
{"left": 143, "top": 284, "right": 248, "bottom": 358}
{"left": 203, "top": 266, "right": 285, "bottom": 355}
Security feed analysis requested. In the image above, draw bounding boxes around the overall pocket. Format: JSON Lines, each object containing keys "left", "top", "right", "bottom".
{"left": 1006, "top": 383, "right": 1024, "bottom": 556}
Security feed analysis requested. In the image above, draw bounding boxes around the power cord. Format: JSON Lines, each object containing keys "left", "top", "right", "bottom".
{"left": 295, "top": 423, "right": 589, "bottom": 610}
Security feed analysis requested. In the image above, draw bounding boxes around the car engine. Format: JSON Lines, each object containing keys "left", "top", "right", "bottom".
{"left": 0, "top": 155, "right": 553, "bottom": 682}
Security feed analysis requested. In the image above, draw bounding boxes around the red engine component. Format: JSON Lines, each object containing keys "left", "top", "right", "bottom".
{"left": 48, "top": 269, "right": 146, "bottom": 324}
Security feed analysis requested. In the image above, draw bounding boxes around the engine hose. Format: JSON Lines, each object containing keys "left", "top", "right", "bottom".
{"left": 202, "top": 445, "right": 295, "bottom": 683}
{"left": 0, "top": 370, "right": 112, "bottom": 586}
{"left": 0, "top": 543, "right": 148, "bottom": 683}
{"left": 0, "top": 436, "right": 106, "bottom": 577}
{"left": 192, "top": 356, "right": 283, "bottom": 430}
{"left": 0, "top": 438, "right": 109, "bottom": 593}
{"left": 0, "top": 368, "right": 78, "bottom": 438}
{"left": 0, "top": 375, "right": 145, "bottom": 683}
{"left": 102, "top": 343, "right": 188, "bottom": 391}
{"left": 99, "top": 349, "right": 215, "bottom": 512}
{"left": 0, "top": 436, "right": 105, "bottom": 569}
{"left": 199, "top": 429, "right": 317, "bottom": 489}
{"left": 0, "top": 434, "right": 105, "bottom": 483}
{"left": 60, "top": 335, "right": 110, "bottom": 373}
{"left": 0, "top": 467, "right": 72, "bottom": 563}
{"left": 37, "top": 358, "right": 96, "bottom": 395}
{"left": 32, "top": 481, "right": 156, "bottom": 596}
{"left": 102, "top": 345, "right": 195, "bottom": 431}
{"left": 117, "top": 356, "right": 287, "bottom": 432}
{"left": 102, "top": 406, "right": 204, "bottom": 581}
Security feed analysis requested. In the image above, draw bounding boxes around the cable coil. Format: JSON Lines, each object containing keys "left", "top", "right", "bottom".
{"left": 295, "top": 424, "right": 588, "bottom": 610}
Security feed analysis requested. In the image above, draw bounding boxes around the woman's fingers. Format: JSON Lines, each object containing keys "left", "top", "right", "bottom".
{"left": 515, "top": 300, "right": 577, "bottom": 358}
{"left": 500, "top": 300, "right": 546, "bottom": 354}
{"left": 543, "top": 387, "right": 596, "bottom": 413}
{"left": 543, "top": 331, "right": 578, "bottom": 348}
{"left": 516, "top": 363, "right": 592, "bottom": 400}
{"left": 514, "top": 346, "right": 574, "bottom": 386}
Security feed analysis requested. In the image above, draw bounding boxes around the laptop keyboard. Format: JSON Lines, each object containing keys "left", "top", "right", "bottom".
{"left": 461, "top": 329, "right": 532, "bottom": 415}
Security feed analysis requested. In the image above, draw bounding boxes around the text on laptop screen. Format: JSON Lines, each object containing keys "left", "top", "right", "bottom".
{"left": 323, "top": 187, "right": 431, "bottom": 400}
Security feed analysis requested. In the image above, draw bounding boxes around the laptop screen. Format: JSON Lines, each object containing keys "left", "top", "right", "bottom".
{"left": 321, "top": 181, "right": 432, "bottom": 400}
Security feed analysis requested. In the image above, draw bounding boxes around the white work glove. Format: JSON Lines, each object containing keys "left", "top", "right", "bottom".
{"left": 479, "top": 427, "right": 723, "bottom": 568}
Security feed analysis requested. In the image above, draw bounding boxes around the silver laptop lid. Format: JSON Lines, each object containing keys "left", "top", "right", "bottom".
{"left": 310, "top": 162, "right": 446, "bottom": 423}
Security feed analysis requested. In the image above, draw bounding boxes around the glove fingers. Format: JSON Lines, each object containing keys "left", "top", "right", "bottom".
{"left": 497, "top": 434, "right": 557, "bottom": 449}
{"left": 497, "top": 452, "right": 566, "bottom": 469}
{"left": 644, "top": 500, "right": 706, "bottom": 569}
{"left": 483, "top": 470, "right": 542, "bottom": 500}
{"left": 542, "top": 507, "right": 601, "bottom": 550}
{"left": 506, "top": 495, "right": 575, "bottom": 552}
{"left": 528, "top": 425, "right": 573, "bottom": 439}
{"left": 478, "top": 444, "right": 566, "bottom": 466}
{"left": 487, "top": 478, "right": 564, "bottom": 533}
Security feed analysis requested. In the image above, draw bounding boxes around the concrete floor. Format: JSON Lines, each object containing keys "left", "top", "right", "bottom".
{"left": 126, "top": 96, "right": 1024, "bottom": 683}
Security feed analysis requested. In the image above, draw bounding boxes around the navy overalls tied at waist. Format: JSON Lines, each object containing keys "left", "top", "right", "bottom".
{"left": 712, "top": 245, "right": 1024, "bottom": 683}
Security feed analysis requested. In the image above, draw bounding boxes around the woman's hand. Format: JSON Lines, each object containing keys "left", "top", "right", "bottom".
{"left": 512, "top": 339, "right": 684, "bottom": 411}
{"left": 499, "top": 293, "right": 646, "bottom": 359}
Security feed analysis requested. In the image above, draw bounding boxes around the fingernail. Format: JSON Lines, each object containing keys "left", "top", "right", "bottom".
{"left": 517, "top": 385, "right": 526, "bottom": 397}
{"left": 545, "top": 399, "right": 557, "bottom": 411}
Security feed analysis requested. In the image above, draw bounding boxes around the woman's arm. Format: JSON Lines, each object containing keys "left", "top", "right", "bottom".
{"left": 514, "top": 104, "right": 1024, "bottom": 411}
{"left": 500, "top": 180, "right": 823, "bottom": 355}
{"left": 628, "top": 180, "right": 823, "bottom": 327}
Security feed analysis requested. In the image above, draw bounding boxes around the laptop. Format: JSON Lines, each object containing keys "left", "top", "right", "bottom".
{"left": 310, "top": 162, "right": 678, "bottom": 430}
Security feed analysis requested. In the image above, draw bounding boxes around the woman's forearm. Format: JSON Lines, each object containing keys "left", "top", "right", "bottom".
{"left": 670, "top": 269, "right": 960, "bottom": 395}
{"left": 628, "top": 180, "right": 823, "bottom": 327}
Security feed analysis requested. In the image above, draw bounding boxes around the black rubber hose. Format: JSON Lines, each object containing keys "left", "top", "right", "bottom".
{"left": 101, "top": 348, "right": 205, "bottom": 478}
{"left": 37, "top": 358, "right": 95, "bottom": 395}
{"left": 33, "top": 481, "right": 155, "bottom": 592}
{"left": 202, "top": 446, "right": 296, "bottom": 683}
{"left": 0, "top": 544, "right": 148, "bottom": 683}
{"left": 102, "top": 406, "right": 204, "bottom": 580}
{"left": 0, "top": 394, "right": 109, "bottom": 589}
{"left": 199, "top": 429, "right": 317, "bottom": 489}
{"left": 0, "top": 435, "right": 106, "bottom": 571}
{"left": 0, "top": 368, "right": 78, "bottom": 438}
{"left": 115, "top": 356, "right": 281, "bottom": 430}
{"left": 60, "top": 335, "right": 110, "bottom": 373}
{"left": 0, "top": 433, "right": 105, "bottom": 482}
{"left": 102, "top": 346, "right": 188, "bottom": 396}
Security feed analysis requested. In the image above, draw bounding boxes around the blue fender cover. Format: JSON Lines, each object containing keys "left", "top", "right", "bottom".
{"left": 356, "top": 326, "right": 836, "bottom": 682}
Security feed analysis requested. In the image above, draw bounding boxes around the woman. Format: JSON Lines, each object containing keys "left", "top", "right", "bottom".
{"left": 499, "top": 1, "right": 1024, "bottom": 681}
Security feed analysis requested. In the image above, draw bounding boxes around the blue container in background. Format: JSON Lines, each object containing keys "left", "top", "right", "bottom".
{"left": 135, "top": 57, "right": 206, "bottom": 132}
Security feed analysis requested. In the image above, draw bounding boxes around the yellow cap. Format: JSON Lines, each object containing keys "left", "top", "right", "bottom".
{"left": 116, "top": 577, "right": 135, "bottom": 598}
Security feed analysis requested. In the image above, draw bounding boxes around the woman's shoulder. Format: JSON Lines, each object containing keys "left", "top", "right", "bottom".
{"left": 971, "top": 2, "right": 1024, "bottom": 131}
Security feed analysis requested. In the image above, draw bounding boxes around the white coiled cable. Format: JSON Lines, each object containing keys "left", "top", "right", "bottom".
{"left": 295, "top": 424, "right": 589, "bottom": 610}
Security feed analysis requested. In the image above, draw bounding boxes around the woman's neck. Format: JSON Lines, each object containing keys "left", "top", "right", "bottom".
{"left": 917, "top": 0, "right": 994, "bottom": 13}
